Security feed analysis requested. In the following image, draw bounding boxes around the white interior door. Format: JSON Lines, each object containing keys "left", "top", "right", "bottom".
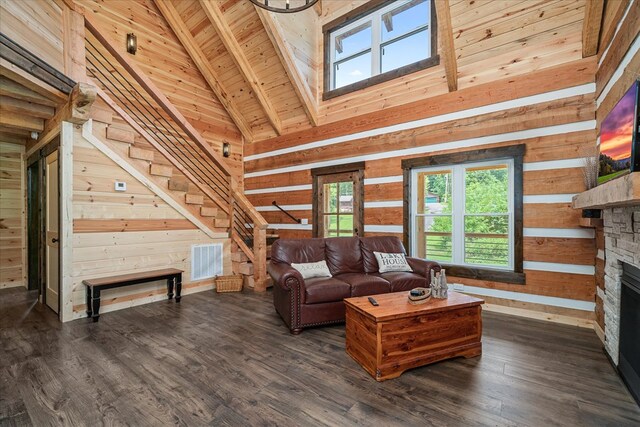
{"left": 45, "top": 150, "right": 59, "bottom": 314}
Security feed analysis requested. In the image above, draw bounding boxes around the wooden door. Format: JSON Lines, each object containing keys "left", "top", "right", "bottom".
{"left": 45, "top": 150, "right": 59, "bottom": 313}
{"left": 315, "top": 171, "right": 363, "bottom": 238}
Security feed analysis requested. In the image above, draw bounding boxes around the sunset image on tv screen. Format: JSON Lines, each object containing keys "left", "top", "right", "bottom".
{"left": 599, "top": 81, "right": 638, "bottom": 183}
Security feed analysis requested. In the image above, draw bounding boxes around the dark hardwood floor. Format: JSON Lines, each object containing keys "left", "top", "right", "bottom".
{"left": 1, "top": 287, "right": 639, "bottom": 427}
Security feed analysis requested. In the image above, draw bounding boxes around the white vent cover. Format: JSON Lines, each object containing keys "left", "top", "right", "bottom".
{"left": 191, "top": 243, "right": 223, "bottom": 281}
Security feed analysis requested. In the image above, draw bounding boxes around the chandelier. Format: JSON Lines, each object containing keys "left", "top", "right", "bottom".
{"left": 249, "top": 0, "right": 319, "bottom": 13}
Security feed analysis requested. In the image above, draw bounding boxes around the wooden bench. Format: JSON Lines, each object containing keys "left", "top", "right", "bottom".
{"left": 83, "top": 268, "right": 183, "bottom": 322}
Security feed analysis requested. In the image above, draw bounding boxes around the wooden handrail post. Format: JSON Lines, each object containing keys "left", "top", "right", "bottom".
{"left": 253, "top": 225, "right": 268, "bottom": 292}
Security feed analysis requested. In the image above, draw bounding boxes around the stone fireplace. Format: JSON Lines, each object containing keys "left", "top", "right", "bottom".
{"left": 602, "top": 206, "right": 640, "bottom": 365}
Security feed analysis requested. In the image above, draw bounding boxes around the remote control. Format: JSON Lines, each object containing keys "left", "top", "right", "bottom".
{"left": 368, "top": 297, "right": 379, "bottom": 306}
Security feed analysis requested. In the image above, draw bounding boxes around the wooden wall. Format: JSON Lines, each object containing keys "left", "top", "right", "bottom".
{"left": 0, "top": 0, "right": 64, "bottom": 71}
{"left": 0, "top": 141, "right": 25, "bottom": 289}
{"left": 310, "top": 0, "right": 587, "bottom": 126}
{"left": 593, "top": 0, "right": 639, "bottom": 337}
{"left": 244, "top": 56, "right": 599, "bottom": 324}
{"left": 76, "top": 0, "right": 244, "bottom": 180}
{"left": 70, "top": 125, "right": 231, "bottom": 320}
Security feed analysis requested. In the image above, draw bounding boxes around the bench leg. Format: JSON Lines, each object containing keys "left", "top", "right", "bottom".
{"left": 91, "top": 289, "right": 100, "bottom": 322}
{"left": 167, "top": 277, "right": 174, "bottom": 301}
{"left": 91, "top": 289, "right": 101, "bottom": 322}
{"left": 86, "top": 287, "right": 93, "bottom": 318}
{"left": 175, "top": 275, "right": 182, "bottom": 303}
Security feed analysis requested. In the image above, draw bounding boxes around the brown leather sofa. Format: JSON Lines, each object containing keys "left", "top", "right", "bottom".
{"left": 268, "top": 236, "right": 441, "bottom": 334}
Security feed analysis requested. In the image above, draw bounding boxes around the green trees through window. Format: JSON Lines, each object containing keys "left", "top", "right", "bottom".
{"left": 414, "top": 162, "right": 511, "bottom": 268}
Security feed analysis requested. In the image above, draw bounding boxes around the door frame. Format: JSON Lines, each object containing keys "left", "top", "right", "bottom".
{"left": 311, "top": 162, "right": 365, "bottom": 238}
{"left": 26, "top": 136, "right": 60, "bottom": 314}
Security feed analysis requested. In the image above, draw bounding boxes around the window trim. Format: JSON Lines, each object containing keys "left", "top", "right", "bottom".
{"left": 311, "top": 162, "right": 365, "bottom": 238}
{"left": 322, "top": 0, "right": 439, "bottom": 101}
{"left": 401, "top": 145, "right": 525, "bottom": 284}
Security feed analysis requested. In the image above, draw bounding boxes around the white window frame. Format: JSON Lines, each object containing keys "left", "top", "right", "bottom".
{"left": 409, "top": 159, "right": 515, "bottom": 271}
{"left": 329, "top": 0, "right": 432, "bottom": 90}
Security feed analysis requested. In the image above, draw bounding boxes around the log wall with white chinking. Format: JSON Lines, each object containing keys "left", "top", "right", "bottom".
{"left": 592, "top": 0, "right": 639, "bottom": 340}
{"left": 70, "top": 124, "right": 231, "bottom": 320}
{"left": 244, "top": 58, "right": 599, "bottom": 326}
{"left": 0, "top": 142, "right": 25, "bottom": 289}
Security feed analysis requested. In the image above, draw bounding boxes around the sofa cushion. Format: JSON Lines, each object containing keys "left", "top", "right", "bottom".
{"left": 374, "top": 252, "right": 413, "bottom": 273}
{"left": 304, "top": 277, "right": 351, "bottom": 304}
{"left": 271, "top": 238, "right": 325, "bottom": 265}
{"left": 291, "top": 260, "right": 332, "bottom": 279}
{"left": 360, "top": 236, "right": 407, "bottom": 273}
{"left": 378, "top": 272, "right": 428, "bottom": 292}
{"left": 325, "top": 237, "right": 364, "bottom": 275}
{"left": 334, "top": 273, "right": 390, "bottom": 297}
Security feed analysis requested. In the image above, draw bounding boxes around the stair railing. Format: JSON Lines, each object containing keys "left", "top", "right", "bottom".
{"left": 83, "top": 14, "right": 269, "bottom": 290}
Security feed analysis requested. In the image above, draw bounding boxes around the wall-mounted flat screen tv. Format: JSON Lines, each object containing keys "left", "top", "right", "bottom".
{"left": 599, "top": 80, "right": 640, "bottom": 184}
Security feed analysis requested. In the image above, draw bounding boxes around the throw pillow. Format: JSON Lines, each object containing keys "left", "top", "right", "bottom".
{"left": 374, "top": 252, "right": 413, "bottom": 273}
{"left": 291, "top": 260, "right": 332, "bottom": 279}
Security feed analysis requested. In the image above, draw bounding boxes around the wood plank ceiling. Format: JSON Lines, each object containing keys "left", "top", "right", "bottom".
{"left": 77, "top": 0, "right": 596, "bottom": 145}
{"left": 0, "top": 72, "right": 62, "bottom": 146}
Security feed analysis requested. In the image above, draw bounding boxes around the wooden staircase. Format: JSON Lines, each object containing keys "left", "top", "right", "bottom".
{"left": 83, "top": 14, "right": 271, "bottom": 290}
{"left": 87, "top": 105, "right": 233, "bottom": 237}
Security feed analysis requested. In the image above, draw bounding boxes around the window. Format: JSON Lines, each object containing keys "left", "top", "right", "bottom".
{"left": 312, "top": 163, "right": 364, "bottom": 238}
{"left": 402, "top": 146, "right": 525, "bottom": 284}
{"left": 323, "top": 0, "right": 438, "bottom": 99}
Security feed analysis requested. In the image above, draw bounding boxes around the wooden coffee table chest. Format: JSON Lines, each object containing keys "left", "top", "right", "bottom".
{"left": 344, "top": 291, "right": 484, "bottom": 381}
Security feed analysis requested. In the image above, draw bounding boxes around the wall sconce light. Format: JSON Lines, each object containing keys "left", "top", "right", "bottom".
{"left": 126, "top": 33, "right": 137, "bottom": 55}
{"left": 222, "top": 142, "right": 230, "bottom": 158}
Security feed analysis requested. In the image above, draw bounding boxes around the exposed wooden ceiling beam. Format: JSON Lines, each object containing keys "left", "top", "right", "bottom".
{"left": 0, "top": 58, "right": 68, "bottom": 104}
{"left": 0, "top": 95, "right": 55, "bottom": 119}
{"left": 0, "top": 76, "right": 59, "bottom": 107}
{"left": 152, "top": 0, "right": 254, "bottom": 142}
{"left": 0, "top": 131, "right": 29, "bottom": 145}
{"left": 0, "top": 110, "right": 44, "bottom": 132}
{"left": 255, "top": 7, "right": 318, "bottom": 127}
{"left": 582, "top": 0, "right": 604, "bottom": 57}
{"left": 199, "top": 0, "right": 283, "bottom": 135}
{"left": 434, "top": 0, "right": 457, "bottom": 92}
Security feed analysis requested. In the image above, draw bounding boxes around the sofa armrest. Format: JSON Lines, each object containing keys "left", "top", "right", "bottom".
{"left": 267, "top": 262, "right": 304, "bottom": 291}
{"left": 406, "top": 257, "right": 441, "bottom": 282}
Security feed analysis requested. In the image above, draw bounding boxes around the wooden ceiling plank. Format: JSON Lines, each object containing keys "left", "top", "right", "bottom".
{"left": 435, "top": 0, "right": 457, "bottom": 92}
{"left": 582, "top": 0, "right": 604, "bottom": 57}
{"left": 0, "top": 76, "right": 59, "bottom": 107}
{"left": 152, "top": 0, "right": 254, "bottom": 142}
{"left": 199, "top": 0, "right": 283, "bottom": 135}
{"left": 0, "top": 111, "right": 44, "bottom": 132}
{"left": 0, "top": 95, "right": 55, "bottom": 119}
{"left": 0, "top": 131, "right": 29, "bottom": 145}
{"left": 255, "top": 7, "right": 318, "bottom": 127}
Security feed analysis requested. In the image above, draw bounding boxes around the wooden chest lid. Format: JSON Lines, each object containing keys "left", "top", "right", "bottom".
{"left": 344, "top": 291, "right": 484, "bottom": 322}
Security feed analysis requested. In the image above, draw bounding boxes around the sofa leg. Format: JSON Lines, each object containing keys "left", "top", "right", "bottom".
{"left": 291, "top": 328, "right": 302, "bottom": 335}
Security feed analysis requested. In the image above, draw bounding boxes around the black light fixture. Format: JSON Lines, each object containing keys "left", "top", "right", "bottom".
{"left": 222, "top": 142, "right": 230, "bottom": 158}
{"left": 249, "top": 0, "right": 318, "bottom": 13}
{"left": 126, "top": 33, "right": 137, "bottom": 55}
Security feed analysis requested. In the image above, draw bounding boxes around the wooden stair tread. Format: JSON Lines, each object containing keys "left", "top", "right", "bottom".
{"left": 150, "top": 164, "right": 172, "bottom": 177}
{"left": 168, "top": 178, "right": 189, "bottom": 192}
{"left": 106, "top": 125, "right": 135, "bottom": 143}
{"left": 129, "top": 146, "right": 154, "bottom": 161}
{"left": 214, "top": 218, "right": 230, "bottom": 228}
{"left": 185, "top": 194, "right": 204, "bottom": 205}
{"left": 200, "top": 206, "right": 218, "bottom": 217}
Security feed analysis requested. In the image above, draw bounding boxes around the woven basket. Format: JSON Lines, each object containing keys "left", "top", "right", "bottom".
{"left": 215, "top": 275, "right": 243, "bottom": 293}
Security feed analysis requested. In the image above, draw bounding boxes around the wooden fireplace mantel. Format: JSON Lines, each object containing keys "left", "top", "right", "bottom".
{"left": 572, "top": 173, "right": 640, "bottom": 210}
